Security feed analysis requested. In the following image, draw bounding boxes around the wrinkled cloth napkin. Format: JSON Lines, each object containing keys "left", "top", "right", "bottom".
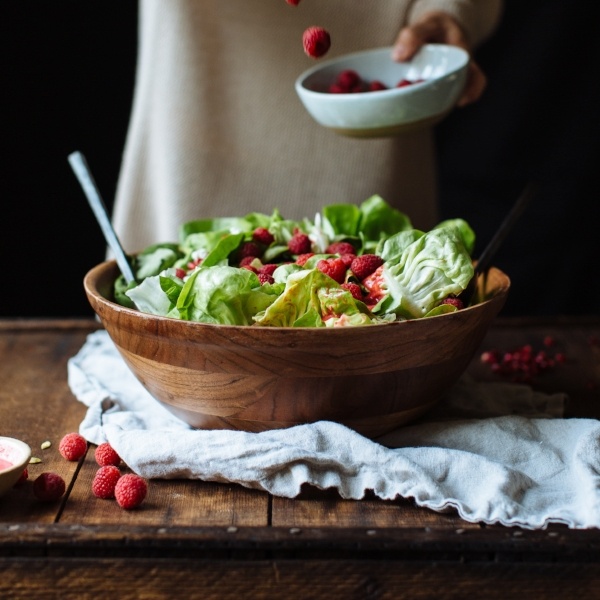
{"left": 68, "top": 330, "right": 600, "bottom": 530}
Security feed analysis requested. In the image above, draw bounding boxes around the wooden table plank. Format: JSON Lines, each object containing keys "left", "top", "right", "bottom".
{"left": 1, "top": 317, "right": 599, "bottom": 600}
{"left": 272, "top": 485, "right": 476, "bottom": 529}
{"left": 60, "top": 452, "right": 270, "bottom": 527}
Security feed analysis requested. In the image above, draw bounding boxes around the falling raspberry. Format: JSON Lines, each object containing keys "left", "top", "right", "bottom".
{"left": 58, "top": 432, "right": 87, "bottom": 462}
{"left": 303, "top": 26, "right": 331, "bottom": 59}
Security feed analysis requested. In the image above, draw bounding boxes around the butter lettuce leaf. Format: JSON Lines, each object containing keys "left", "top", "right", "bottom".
{"left": 254, "top": 269, "right": 377, "bottom": 328}
{"left": 176, "top": 266, "right": 279, "bottom": 325}
{"left": 375, "top": 228, "right": 474, "bottom": 319}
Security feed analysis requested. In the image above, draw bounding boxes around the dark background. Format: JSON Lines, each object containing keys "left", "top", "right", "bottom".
{"left": 1, "top": 1, "right": 597, "bottom": 318}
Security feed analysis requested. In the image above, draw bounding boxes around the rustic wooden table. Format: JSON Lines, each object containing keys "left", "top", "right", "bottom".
{"left": 1, "top": 317, "right": 599, "bottom": 599}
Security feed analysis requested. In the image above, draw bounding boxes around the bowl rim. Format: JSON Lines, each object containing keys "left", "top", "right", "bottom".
{"left": 0, "top": 436, "right": 31, "bottom": 475}
{"left": 84, "top": 259, "right": 511, "bottom": 335}
{"left": 295, "top": 43, "right": 470, "bottom": 99}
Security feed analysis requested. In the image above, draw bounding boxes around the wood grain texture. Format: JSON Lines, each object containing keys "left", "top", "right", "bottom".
{"left": 84, "top": 261, "right": 510, "bottom": 436}
{"left": 1, "top": 556, "right": 599, "bottom": 599}
{"left": 1, "top": 318, "right": 600, "bottom": 599}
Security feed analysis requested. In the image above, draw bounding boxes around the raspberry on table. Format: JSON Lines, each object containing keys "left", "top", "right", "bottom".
{"left": 58, "top": 432, "right": 87, "bottom": 462}
{"left": 33, "top": 472, "right": 66, "bottom": 502}
{"left": 350, "top": 254, "right": 384, "bottom": 281}
{"left": 14, "top": 468, "right": 28, "bottom": 487}
{"left": 317, "top": 258, "right": 347, "bottom": 284}
{"left": 95, "top": 442, "right": 122, "bottom": 467}
{"left": 285, "top": 0, "right": 301, "bottom": 5}
{"left": 114, "top": 474, "right": 148, "bottom": 510}
{"left": 303, "top": 26, "right": 331, "bottom": 59}
{"left": 92, "top": 466, "right": 122, "bottom": 499}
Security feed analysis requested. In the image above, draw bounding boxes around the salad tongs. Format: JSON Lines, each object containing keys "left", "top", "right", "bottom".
{"left": 460, "top": 181, "right": 538, "bottom": 306}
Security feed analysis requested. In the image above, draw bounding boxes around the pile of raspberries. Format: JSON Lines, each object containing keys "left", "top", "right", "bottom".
{"left": 21, "top": 433, "right": 147, "bottom": 510}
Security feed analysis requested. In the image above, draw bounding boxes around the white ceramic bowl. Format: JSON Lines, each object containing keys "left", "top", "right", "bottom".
{"left": 0, "top": 437, "right": 31, "bottom": 497}
{"left": 295, "top": 44, "right": 469, "bottom": 137}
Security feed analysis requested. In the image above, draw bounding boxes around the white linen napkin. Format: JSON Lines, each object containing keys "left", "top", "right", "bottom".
{"left": 68, "top": 330, "right": 600, "bottom": 530}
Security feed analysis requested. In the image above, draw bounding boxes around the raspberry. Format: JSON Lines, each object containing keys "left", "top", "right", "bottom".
{"left": 295, "top": 253, "right": 314, "bottom": 266}
{"left": 58, "top": 432, "right": 87, "bottom": 462}
{"left": 237, "top": 241, "right": 262, "bottom": 260}
{"left": 288, "top": 231, "right": 312, "bottom": 255}
{"left": 302, "top": 26, "right": 331, "bottom": 59}
{"left": 239, "top": 255, "right": 258, "bottom": 268}
{"left": 368, "top": 80, "right": 388, "bottom": 92}
{"left": 114, "top": 474, "right": 148, "bottom": 510}
{"left": 326, "top": 241, "right": 356, "bottom": 255}
{"left": 95, "top": 443, "right": 122, "bottom": 467}
{"left": 259, "top": 263, "right": 278, "bottom": 277}
{"left": 286, "top": 0, "right": 301, "bottom": 5}
{"left": 339, "top": 253, "right": 356, "bottom": 267}
{"left": 175, "top": 268, "right": 186, "bottom": 279}
{"left": 335, "top": 70, "right": 361, "bottom": 91}
{"left": 440, "top": 296, "right": 464, "bottom": 310}
{"left": 92, "top": 466, "right": 122, "bottom": 499}
{"left": 341, "top": 282, "right": 363, "bottom": 301}
{"left": 350, "top": 254, "right": 384, "bottom": 281}
{"left": 258, "top": 272, "right": 275, "bottom": 285}
{"left": 187, "top": 257, "right": 202, "bottom": 270}
{"left": 14, "top": 468, "right": 28, "bottom": 487}
{"left": 317, "top": 258, "right": 347, "bottom": 284}
{"left": 252, "top": 227, "right": 275, "bottom": 246}
{"left": 33, "top": 472, "right": 66, "bottom": 502}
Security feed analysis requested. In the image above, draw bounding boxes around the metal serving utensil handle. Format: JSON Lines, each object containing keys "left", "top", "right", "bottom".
{"left": 68, "top": 151, "right": 136, "bottom": 285}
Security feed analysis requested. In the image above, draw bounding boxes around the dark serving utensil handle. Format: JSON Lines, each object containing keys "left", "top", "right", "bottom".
{"left": 475, "top": 181, "right": 539, "bottom": 276}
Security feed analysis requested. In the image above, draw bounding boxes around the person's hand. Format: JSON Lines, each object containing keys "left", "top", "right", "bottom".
{"left": 391, "top": 11, "right": 486, "bottom": 106}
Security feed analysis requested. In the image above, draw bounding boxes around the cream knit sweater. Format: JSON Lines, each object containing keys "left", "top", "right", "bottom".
{"left": 112, "top": 0, "right": 502, "bottom": 251}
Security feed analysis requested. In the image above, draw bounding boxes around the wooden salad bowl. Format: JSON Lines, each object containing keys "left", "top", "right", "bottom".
{"left": 84, "top": 261, "right": 510, "bottom": 438}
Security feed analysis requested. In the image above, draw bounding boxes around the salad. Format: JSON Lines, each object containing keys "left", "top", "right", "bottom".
{"left": 114, "top": 195, "right": 476, "bottom": 327}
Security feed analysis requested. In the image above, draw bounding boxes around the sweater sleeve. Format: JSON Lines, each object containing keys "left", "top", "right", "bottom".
{"left": 407, "top": 0, "right": 503, "bottom": 47}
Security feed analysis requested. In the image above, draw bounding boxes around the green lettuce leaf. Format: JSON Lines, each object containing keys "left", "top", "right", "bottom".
{"left": 375, "top": 228, "right": 474, "bottom": 319}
